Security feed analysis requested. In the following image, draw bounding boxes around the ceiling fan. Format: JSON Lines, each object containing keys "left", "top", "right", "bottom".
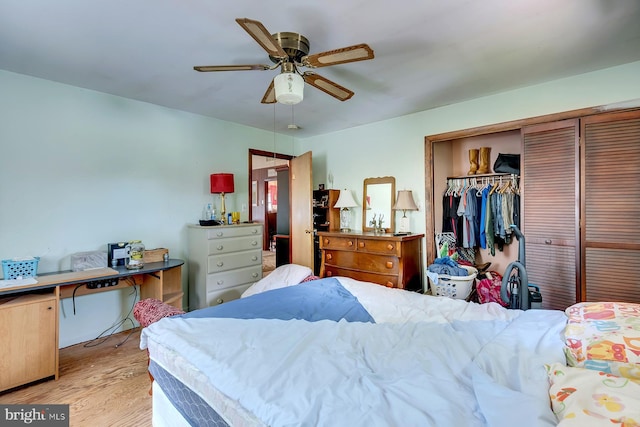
{"left": 194, "top": 18, "right": 375, "bottom": 105}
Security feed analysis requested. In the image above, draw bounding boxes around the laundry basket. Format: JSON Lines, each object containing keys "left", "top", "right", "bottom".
{"left": 2, "top": 257, "right": 40, "bottom": 279}
{"left": 427, "top": 265, "right": 477, "bottom": 299}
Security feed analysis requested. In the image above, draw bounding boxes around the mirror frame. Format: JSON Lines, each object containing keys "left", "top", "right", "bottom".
{"left": 362, "top": 176, "right": 396, "bottom": 233}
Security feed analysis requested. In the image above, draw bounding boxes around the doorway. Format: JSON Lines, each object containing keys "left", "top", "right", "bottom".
{"left": 248, "top": 149, "right": 293, "bottom": 274}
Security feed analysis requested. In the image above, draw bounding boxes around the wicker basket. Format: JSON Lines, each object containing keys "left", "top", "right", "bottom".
{"left": 428, "top": 265, "right": 477, "bottom": 299}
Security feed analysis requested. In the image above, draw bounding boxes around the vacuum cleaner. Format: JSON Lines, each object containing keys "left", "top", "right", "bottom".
{"left": 500, "top": 225, "right": 542, "bottom": 310}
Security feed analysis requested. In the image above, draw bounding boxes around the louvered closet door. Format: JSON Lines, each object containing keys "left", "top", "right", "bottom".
{"left": 582, "top": 110, "right": 640, "bottom": 303}
{"left": 522, "top": 119, "right": 579, "bottom": 310}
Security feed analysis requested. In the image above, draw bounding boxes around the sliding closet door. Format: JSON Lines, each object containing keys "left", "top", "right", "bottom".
{"left": 522, "top": 119, "right": 579, "bottom": 310}
{"left": 582, "top": 110, "right": 640, "bottom": 303}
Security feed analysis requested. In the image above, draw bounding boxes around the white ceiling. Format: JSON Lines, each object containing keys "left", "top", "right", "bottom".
{"left": 1, "top": 0, "right": 640, "bottom": 138}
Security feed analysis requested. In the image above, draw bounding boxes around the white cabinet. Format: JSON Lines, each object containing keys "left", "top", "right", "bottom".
{"left": 187, "top": 223, "right": 263, "bottom": 310}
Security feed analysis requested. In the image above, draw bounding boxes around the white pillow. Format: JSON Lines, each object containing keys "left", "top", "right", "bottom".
{"left": 241, "top": 264, "right": 313, "bottom": 298}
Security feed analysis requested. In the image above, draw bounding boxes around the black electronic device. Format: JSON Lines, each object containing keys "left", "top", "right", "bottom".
{"left": 199, "top": 220, "right": 224, "bottom": 226}
{"left": 108, "top": 242, "right": 129, "bottom": 267}
{"left": 85, "top": 278, "right": 119, "bottom": 289}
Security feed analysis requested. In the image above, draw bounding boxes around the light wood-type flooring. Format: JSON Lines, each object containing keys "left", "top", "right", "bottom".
{"left": 0, "top": 329, "right": 152, "bottom": 427}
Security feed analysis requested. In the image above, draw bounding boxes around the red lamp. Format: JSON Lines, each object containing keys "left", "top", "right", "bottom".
{"left": 210, "top": 173, "right": 234, "bottom": 218}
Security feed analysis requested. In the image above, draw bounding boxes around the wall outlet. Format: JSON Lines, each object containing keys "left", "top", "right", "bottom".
{"left": 241, "top": 203, "right": 247, "bottom": 212}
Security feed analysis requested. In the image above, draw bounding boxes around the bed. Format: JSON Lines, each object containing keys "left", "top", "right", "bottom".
{"left": 139, "top": 264, "right": 640, "bottom": 427}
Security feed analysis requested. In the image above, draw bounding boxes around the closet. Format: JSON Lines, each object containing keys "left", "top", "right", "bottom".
{"left": 581, "top": 111, "right": 640, "bottom": 303}
{"left": 425, "top": 107, "right": 640, "bottom": 310}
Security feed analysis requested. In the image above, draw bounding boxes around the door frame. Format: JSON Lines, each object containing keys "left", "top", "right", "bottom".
{"left": 248, "top": 148, "right": 294, "bottom": 223}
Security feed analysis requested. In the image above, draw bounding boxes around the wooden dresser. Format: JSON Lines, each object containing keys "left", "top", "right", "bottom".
{"left": 187, "top": 223, "right": 263, "bottom": 310}
{"left": 318, "top": 231, "right": 424, "bottom": 290}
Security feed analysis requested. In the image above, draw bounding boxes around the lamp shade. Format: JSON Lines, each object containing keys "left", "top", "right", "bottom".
{"left": 393, "top": 190, "right": 418, "bottom": 211}
{"left": 334, "top": 189, "right": 358, "bottom": 209}
{"left": 274, "top": 72, "right": 304, "bottom": 105}
{"left": 210, "top": 173, "right": 234, "bottom": 194}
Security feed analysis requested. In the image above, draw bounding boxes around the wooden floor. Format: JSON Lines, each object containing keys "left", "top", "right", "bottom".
{"left": 0, "top": 329, "right": 152, "bottom": 427}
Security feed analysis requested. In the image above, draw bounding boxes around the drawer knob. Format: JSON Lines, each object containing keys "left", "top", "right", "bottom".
{"left": 216, "top": 232, "right": 223, "bottom": 237}
{"left": 217, "top": 280, "right": 224, "bottom": 285}
{"left": 217, "top": 261, "right": 224, "bottom": 267}
{"left": 324, "top": 238, "right": 330, "bottom": 245}
{"left": 387, "top": 244, "right": 394, "bottom": 251}
{"left": 252, "top": 272, "right": 259, "bottom": 278}
{"left": 252, "top": 229, "right": 258, "bottom": 234}
{"left": 326, "top": 253, "right": 333, "bottom": 261}
{"left": 251, "top": 240, "right": 258, "bottom": 246}
{"left": 385, "top": 282, "right": 394, "bottom": 287}
{"left": 347, "top": 240, "right": 354, "bottom": 247}
{"left": 385, "top": 261, "right": 394, "bottom": 269}
{"left": 358, "top": 242, "right": 365, "bottom": 248}
{"left": 217, "top": 245, "right": 223, "bottom": 250}
{"left": 47, "top": 306, "right": 53, "bottom": 310}
{"left": 545, "top": 239, "right": 552, "bottom": 245}
{"left": 326, "top": 271, "right": 333, "bottom": 277}
{"left": 252, "top": 256, "right": 258, "bottom": 261}
{"left": 216, "top": 298, "right": 224, "bottom": 304}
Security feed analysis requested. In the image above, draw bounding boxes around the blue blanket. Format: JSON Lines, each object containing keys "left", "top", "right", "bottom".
{"left": 178, "top": 277, "right": 374, "bottom": 323}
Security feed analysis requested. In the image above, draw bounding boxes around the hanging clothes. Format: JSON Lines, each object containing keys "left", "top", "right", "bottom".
{"left": 441, "top": 174, "right": 520, "bottom": 255}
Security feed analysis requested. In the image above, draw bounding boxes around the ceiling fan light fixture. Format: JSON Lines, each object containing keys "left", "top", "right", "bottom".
{"left": 274, "top": 72, "right": 304, "bottom": 105}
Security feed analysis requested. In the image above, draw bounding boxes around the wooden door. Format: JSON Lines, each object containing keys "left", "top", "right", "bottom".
{"left": 522, "top": 119, "right": 579, "bottom": 310}
{"left": 290, "top": 151, "right": 314, "bottom": 269}
{"left": 581, "top": 110, "right": 640, "bottom": 303}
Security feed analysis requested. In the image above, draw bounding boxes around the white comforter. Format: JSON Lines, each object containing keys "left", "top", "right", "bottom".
{"left": 141, "top": 277, "right": 567, "bottom": 427}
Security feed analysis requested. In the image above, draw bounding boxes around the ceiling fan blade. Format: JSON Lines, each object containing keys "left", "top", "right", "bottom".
{"left": 261, "top": 80, "right": 276, "bottom": 104}
{"left": 303, "top": 73, "right": 354, "bottom": 101}
{"left": 236, "top": 18, "right": 288, "bottom": 59}
{"left": 302, "top": 43, "right": 374, "bottom": 68}
{"left": 194, "top": 64, "right": 271, "bottom": 72}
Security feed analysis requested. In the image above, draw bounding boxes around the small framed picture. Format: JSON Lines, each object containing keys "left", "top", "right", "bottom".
{"left": 318, "top": 184, "right": 325, "bottom": 190}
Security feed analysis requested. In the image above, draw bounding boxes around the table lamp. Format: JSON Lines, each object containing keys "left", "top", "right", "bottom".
{"left": 393, "top": 190, "right": 418, "bottom": 234}
{"left": 334, "top": 189, "right": 358, "bottom": 232}
{"left": 210, "top": 173, "right": 234, "bottom": 218}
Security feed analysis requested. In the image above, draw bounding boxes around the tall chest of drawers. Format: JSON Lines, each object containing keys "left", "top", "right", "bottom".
{"left": 318, "top": 231, "right": 424, "bottom": 291}
{"left": 187, "top": 223, "right": 263, "bottom": 310}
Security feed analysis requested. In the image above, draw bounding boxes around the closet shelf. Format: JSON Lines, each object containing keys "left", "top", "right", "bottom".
{"left": 446, "top": 172, "right": 518, "bottom": 180}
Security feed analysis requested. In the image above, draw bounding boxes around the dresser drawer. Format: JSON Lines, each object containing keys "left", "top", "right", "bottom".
{"left": 324, "top": 250, "right": 398, "bottom": 274}
{"left": 208, "top": 250, "right": 261, "bottom": 273}
{"left": 319, "top": 235, "right": 356, "bottom": 251}
{"left": 324, "top": 266, "right": 398, "bottom": 288}
{"left": 356, "top": 238, "right": 401, "bottom": 256}
{"left": 205, "top": 283, "right": 253, "bottom": 307}
{"left": 207, "top": 235, "right": 261, "bottom": 255}
{"left": 206, "top": 265, "right": 262, "bottom": 291}
{"left": 206, "top": 225, "right": 262, "bottom": 240}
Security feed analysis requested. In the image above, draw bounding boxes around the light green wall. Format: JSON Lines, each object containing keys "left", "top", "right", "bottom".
{"left": 0, "top": 70, "right": 295, "bottom": 347}
{"left": 300, "top": 61, "right": 640, "bottom": 234}
{"left": 2, "top": 60, "right": 639, "bottom": 346}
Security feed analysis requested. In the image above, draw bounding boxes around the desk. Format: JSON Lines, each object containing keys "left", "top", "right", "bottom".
{"left": 0, "top": 259, "right": 183, "bottom": 392}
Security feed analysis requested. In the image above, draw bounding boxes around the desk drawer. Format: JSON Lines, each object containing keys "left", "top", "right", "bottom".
{"left": 206, "top": 265, "right": 262, "bottom": 291}
{"left": 323, "top": 250, "right": 398, "bottom": 274}
{"left": 356, "top": 238, "right": 401, "bottom": 256}
{"left": 207, "top": 250, "right": 261, "bottom": 274}
{"left": 323, "top": 266, "right": 398, "bottom": 288}
{"left": 319, "top": 235, "right": 356, "bottom": 251}
{"left": 207, "top": 235, "right": 261, "bottom": 255}
{"left": 206, "top": 225, "right": 262, "bottom": 240}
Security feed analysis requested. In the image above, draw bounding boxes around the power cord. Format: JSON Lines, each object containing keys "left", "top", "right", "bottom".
{"left": 83, "top": 279, "right": 139, "bottom": 348}
{"left": 71, "top": 283, "right": 85, "bottom": 315}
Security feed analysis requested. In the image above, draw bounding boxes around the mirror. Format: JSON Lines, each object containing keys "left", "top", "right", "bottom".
{"left": 362, "top": 176, "right": 396, "bottom": 233}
